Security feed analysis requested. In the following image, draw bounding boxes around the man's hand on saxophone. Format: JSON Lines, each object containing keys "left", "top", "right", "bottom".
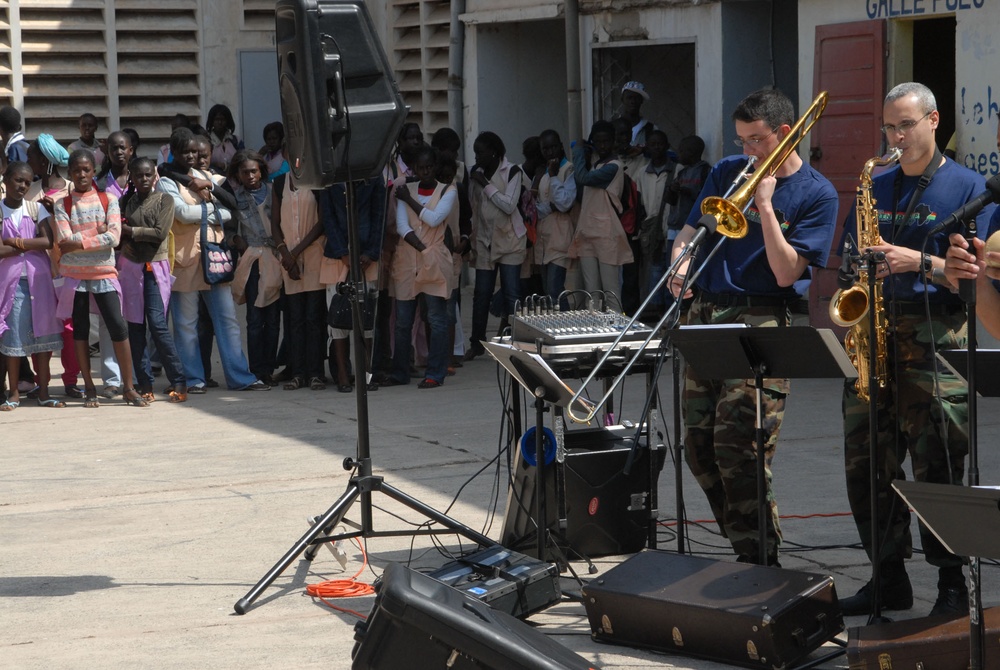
{"left": 863, "top": 241, "right": 925, "bottom": 278}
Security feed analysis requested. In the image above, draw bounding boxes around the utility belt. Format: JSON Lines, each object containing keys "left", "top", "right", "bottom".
{"left": 889, "top": 301, "right": 964, "bottom": 317}
{"left": 698, "top": 290, "right": 796, "bottom": 309}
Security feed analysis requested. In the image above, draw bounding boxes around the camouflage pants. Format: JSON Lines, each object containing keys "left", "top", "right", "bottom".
{"left": 682, "top": 296, "right": 791, "bottom": 561}
{"left": 843, "top": 313, "right": 969, "bottom": 570}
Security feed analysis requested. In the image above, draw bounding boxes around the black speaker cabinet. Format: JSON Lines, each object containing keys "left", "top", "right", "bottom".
{"left": 275, "top": 0, "right": 406, "bottom": 188}
{"left": 500, "top": 425, "right": 666, "bottom": 561}
{"left": 352, "top": 562, "right": 600, "bottom": 670}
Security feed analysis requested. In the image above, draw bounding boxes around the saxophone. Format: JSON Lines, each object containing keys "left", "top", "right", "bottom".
{"left": 829, "top": 147, "right": 902, "bottom": 402}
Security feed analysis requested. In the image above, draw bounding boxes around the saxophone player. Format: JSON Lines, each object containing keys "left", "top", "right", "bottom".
{"left": 840, "top": 82, "right": 994, "bottom": 618}
{"left": 668, "top": 89, "right": 838, "bottom": 567}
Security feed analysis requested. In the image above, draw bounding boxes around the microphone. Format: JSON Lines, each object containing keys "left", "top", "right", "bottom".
{"left": 960, "top": 219, "right": 977, "bottom": 304}
{"left": 683, "top": 213, "right": 720, "bottom": 256}
{"left": 928, "top": 174, "right": 1000, "bottom": 236}
{"left": 837, "top": 234, "right": 858, "bottom": 290}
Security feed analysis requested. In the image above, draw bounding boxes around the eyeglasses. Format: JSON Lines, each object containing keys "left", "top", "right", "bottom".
{"left": 733, "top": 129, "right": 775, "bottom": 149}
{"left": 881, "top": 112, "right": 931, "bottom": 136}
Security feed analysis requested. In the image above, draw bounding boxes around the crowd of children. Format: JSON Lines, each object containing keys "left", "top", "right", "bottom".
{"left": 0, "top": 83, "right": 708, "bottom": 409}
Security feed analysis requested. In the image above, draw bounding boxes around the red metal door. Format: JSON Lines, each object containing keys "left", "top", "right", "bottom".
{"left": 808, "top": 19, "right": 886, "bottom": 331}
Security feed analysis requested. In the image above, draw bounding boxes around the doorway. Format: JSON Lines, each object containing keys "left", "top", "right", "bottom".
{"left": 911, "top": 17, "right": 956, "bottom": 152}
{"left": 592, "top": 43, "right": 696, "bottom": 149}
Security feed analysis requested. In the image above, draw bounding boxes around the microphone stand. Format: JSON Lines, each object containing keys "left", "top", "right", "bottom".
{"left": 959, "top": 219, "right": 985, "bottom": 670}
{"left": 860, "top": 248, "right": 891, "bottom": 624}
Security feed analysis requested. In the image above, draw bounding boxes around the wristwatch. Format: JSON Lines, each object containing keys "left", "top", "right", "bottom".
{"left": 921, "top": 253, "right": 934, "bottom": 275}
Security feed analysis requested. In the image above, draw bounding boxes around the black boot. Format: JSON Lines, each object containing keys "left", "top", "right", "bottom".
{"left": 839, "top": 560, "right": 913, "bottom": 616}
{"left": 929, "top": 566, "right": 968, "bottom": 617}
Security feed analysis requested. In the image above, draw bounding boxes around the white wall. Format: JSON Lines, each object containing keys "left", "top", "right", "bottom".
{"left": 798, "top": 0, "right": 999, "bottom": 176}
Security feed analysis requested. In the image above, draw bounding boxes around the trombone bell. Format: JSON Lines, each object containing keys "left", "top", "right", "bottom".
{"left": 700, "top": 195, "right": 749, "bottom": 239}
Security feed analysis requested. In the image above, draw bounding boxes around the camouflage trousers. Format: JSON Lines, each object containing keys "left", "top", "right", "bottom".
{"left": 843, "top": 312, "right": 969, "bottom": 570}
{"left": 682, "top": 295, "right": 792, "bottom": 562}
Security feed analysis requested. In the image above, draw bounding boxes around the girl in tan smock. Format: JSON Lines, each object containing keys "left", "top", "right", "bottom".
{"left": 570, "top": 120, "right": 633, "bottom": 312}
{"left": 384, "top": 147, "right": 457, "bottom": 388}
{"left": 465, "top": 131, "right": 526, "bottom": 360}
{"left": 271, "top": 171, "right": 326, "bottom": 390}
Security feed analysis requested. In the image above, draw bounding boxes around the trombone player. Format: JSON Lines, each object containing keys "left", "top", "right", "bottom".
{"left": 668, "top": 88, "right": 838, "bottom": 566}
{"left": 838, "top": 82, "right": 994, "bottom": 618}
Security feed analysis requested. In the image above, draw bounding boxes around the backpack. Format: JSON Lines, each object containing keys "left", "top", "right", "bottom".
{"left": 611, "top": 170, "right": 644, "bottom": 236}
{"left": 518, "top": 180, "right": 538, "bottom": 245}
{"left": 63, "top": 190, "right": 110, "bottom": 223}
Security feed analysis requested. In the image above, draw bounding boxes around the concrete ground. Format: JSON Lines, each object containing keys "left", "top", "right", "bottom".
{"left": 3, "top": 300, "right": 999, "bottom": 669}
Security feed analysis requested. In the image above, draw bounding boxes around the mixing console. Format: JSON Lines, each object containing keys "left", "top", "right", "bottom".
{"left": 511, "top": 310, "right": 653, "bottom": 346}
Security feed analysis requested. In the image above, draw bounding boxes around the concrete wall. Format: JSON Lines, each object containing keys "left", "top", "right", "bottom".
{"left": 720, "top": 0, "right": 800, "bottom": 151}
{"left": 200, "top": 2, "right": 281, "bottom": 149}
{"left": 798, "top": 0, "right": 999, "bottom": 177}
{"left": 469, "top": 18, "right": 569, "bottom": 163}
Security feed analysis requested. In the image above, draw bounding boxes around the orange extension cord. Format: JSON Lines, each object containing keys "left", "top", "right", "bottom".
{"left": 305, "top": 537, "right": 376, "bottom": 619}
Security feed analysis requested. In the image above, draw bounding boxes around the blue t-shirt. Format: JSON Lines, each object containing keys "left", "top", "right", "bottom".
{"left": 684, "top": 154, "right": 839, "bottom": 297}
{"left": 842, "top": 158, "right": 993, "bottom": 304}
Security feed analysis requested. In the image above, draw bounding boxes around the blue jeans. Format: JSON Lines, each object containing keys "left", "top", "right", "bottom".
{"left": 286, "top": 289, "right": 327, "bottom": 379}
{"left": 471, "top": 263, "right": 520, "bottom": 349}
{"left": 171, "top": 285, "right": 257, "bottom": 389}
{"left": 243, "top": 261, "right": 281, "bottom": 381}
{"left": 645, "top": 249, "right": 670, "bottom": 310}
{"left": 392, "top": 295, "right": 448, "bottom": 384}
{"left": 130, "top": 267, "right": 186, "bottom": 390}
{"left": 543, "top": 263, "right": 568, "bottom": 310}
{"left": 98, "top": 320, "right": 122, "bottom": 387}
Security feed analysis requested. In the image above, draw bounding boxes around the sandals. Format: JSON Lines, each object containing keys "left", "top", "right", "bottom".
{"left": 309, "top": 377, "right": 327, "bottom": 391}
{"left": 187, "top": 385, "right": 207, "bottom": 395}
{"left": 168, "top": 390, "right": 187, "bottom": 403}
{"left": 336, "top": 384, "right": 353, "bottom": 393}
{"left": 65, "top": 385, "right": 84, "bottom": 399}
{"left": 141, "top": 392, "right": 156, "bottom": 404}
{"left": 283, "top": 376, "right": 305, "bottom": 390}
{"left": 417, "top": 378, "right": 442, "bottom": 389}
{"left": 100, "top": 386, "right": 121, "bottom": 400}
{"left": 37, "top": 398, "right": 66, "bottom": 408}
{"left": 84, "top": 392, "right": 100, "bottom": 409}
{"left": 1, "top": 399, "right": 19, "bottom": 411}
{"left": 122, "top": 389, "right": 149, "bottom": 408}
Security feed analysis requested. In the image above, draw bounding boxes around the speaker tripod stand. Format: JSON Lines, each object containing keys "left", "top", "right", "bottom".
{"left": 234, "top": 181, "right": 493, "bottom": 615}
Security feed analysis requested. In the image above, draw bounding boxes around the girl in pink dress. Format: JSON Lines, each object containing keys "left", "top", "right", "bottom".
{"left": 0, "top": 162, "right": 64, "bottom": 409}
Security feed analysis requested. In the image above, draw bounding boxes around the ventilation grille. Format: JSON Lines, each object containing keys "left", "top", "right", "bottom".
{"left": 0, "top": 4, "right": 13, "bottom": 102}
{"left": 391, "top": 0, "right": 450, "bottom": 136}
{"left": 243, "top": 0, "right": 275, "bottom": 31}
{"left": 115, "top": 0, "right": 201, "bottom": 152}
{"left": 19, "top": 0, "right": 110, "bottom": 142}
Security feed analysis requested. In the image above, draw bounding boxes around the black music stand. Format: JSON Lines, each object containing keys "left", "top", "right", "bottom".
{"left": 485, "top": 342, "right": 596, "bottom": 562}
{"left": 893, "top": 480, "right": 1000, "bottom": 670}
{"left": 669, "top": 325, "right": 856, "bottom": 565}
{"left": 930, "top": 348, "right": 1000, "bottom": 670}
{"left": 938, "top": 350, "right": 1000, "bottom": 397}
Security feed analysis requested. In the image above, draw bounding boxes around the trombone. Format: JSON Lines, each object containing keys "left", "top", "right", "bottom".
{"left": 702, "top": 91, "right": 828, "bottom": 239}
{"left": 564, "top": 91, "right": 829, "bottom": 423}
